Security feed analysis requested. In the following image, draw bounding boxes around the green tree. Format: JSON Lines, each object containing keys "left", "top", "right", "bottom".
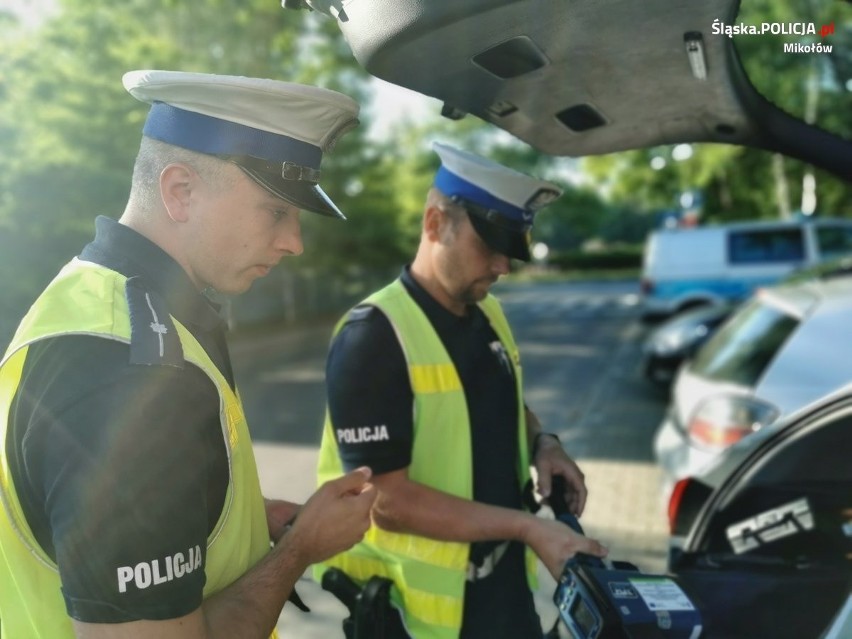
{"left": 0, "top": 1, "right": 387, "bottom": 342}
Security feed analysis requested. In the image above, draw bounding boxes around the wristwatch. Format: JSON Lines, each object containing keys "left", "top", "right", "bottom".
{"left": 532, "top": 432, "right": 560, "bottom": 456}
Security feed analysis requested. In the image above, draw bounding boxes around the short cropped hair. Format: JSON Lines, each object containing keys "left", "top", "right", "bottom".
{"left": 128, "top": 137, "right": 236, "bottom": 211}
{"left": 427, "top": 187, "right": 467, "bottom": 233}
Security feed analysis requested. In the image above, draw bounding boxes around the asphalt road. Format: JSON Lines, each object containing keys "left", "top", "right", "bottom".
{"left": 227, "top": 278, "right": 672, "bottom": 637}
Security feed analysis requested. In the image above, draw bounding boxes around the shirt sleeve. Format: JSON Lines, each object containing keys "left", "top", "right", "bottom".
{"left": 14, "top": 336, "right": 223, "bottom": 623}
{"left": 325, "top": 307, "right": 413, "bottom": 475}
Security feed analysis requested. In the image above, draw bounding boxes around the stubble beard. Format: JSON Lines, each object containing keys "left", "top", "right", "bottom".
{"left": 459, "top": 276, "right": 497, "bottom": 305}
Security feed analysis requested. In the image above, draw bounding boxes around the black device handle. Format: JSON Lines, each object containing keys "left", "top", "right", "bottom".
{"left": 548, "top": 475, "right": 583, "bottom": 532}
{"left": 548, "top": 475, "right": 605, "bottom": 569}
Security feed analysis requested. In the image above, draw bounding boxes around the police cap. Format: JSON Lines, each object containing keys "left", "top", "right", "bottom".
{"left": 432, "top": 142, "right": 562, "bottom": 261}
{"left": 123, "top": 69, "right": 360, "bottom": 219}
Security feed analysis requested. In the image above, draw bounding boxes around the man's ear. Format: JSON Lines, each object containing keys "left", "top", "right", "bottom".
{"left": 423, "top": 203, "right": 445, "bottom": 242}
{"left": 160, "top": 163, "right": 195, "bottom": 223}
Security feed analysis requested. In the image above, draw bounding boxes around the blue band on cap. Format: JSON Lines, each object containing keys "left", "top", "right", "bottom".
{"left": 143, "top": 102, "right": 322, "bottom": 169}
{"left": 434, "top": 166, "right": 526, "bottom": 222}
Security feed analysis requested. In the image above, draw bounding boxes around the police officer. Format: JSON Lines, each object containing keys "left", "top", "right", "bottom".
{"left": 0, "top": 70, "right": 376, "bottom": 638}
{"left": 316, "top": 142, "right": 608, "bottom": 639}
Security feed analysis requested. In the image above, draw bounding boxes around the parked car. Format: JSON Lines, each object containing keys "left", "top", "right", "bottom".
{"left": 642, "top": 302, "right": 735, "bottom": 388}
{"left": 666, "top": 381, "right": 852, "bottom": 638}
{"left": 640, "top": 218, "right": 852, "bottom": 319}
{"left": 653, "top": 274, "right": 852, "bottom": 504}
{"left": 643, "top": 250, "right": 852, "bottom": 389}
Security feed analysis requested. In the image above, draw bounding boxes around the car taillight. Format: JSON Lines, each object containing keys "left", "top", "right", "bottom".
{"left": 686, "top": 395, "right": 779, "bottom": 450}
{"left": 667, "top": 477, "right": 713, "bottom": 537}
{"left": 668, "top": 478, "right": 691, "bottom": 534}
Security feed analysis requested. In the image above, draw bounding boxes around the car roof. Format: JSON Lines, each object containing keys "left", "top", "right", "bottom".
{"left": 302, "top": 0, "right": 852, "bottom": 180}
{"left": 758, "top": 273, "right": 852, "bottom": 318}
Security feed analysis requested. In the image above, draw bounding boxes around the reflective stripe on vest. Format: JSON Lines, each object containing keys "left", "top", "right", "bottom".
{"left": 316, "top": 279, "right": 535, "bottom": 639}
{"left": 409, "top": 363, "right": 462, "bottom": 394}
{"left": 0, "top": 259, "right": 276, "bottom": 638}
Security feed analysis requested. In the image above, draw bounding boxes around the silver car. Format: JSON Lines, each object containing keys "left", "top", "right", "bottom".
{"left": 654, "top": 274, "right": 852, "bottom": 502}
{"left": 642, "top": 302, "right": 735, "bottom": 388}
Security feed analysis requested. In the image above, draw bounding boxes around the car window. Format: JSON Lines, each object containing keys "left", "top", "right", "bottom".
{"left": 816, "top": 225, "right": 852, "bottom": 258}
{"left": 685, "top": 403, "right": 852, "bottom": 637}
{"left": 701, "top": 397, "right": 852, "bottom": 560}
{"left": 689, "top": 299, "right": 800, "bottom": 385}
{"left": 727, "top": 228, "right": 806, "bottom": 264}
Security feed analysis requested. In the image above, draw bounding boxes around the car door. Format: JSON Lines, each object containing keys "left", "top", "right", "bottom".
{"left": 670, "top": 392, "right": 852, "bottom": 638}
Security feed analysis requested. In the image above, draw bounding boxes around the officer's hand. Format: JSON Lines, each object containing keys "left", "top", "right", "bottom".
{"left": 534, "top": 440, "right": 588, "bottom": 516}
{"left": 284, "top": 467, "right": 376, "bottom": 565}
{"left": 525, "top": 517, "right": 608, "bottom": 581}
{"left": 264, "top": 498, "right": 301, "bottom": 543}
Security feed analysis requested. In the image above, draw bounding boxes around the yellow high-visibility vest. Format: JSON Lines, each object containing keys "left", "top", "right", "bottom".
{"left": 0, "top": 258, "right": 275, "bottom": 638}
{"left": 315, "top": 279, "right": 537, "bottom": 639}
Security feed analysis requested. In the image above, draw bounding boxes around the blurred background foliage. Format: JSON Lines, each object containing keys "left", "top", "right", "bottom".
{"left": 0, "top": 0, "right": 849, "bottom": 344}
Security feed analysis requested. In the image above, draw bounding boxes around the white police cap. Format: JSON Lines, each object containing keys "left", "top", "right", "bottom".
{"left": 432, "top": 142, "right": 562, "bottom": 261}
{"left": 123, "top": 70, "right": 360, "bottom": 219}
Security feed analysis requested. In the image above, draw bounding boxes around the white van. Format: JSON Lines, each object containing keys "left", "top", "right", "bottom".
{"left": 641, "top": 218, "right": 852, "bottom": 318}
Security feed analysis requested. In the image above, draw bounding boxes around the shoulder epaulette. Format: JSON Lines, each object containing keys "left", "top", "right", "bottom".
{"left": 125, "top": 276, "right": 184, "bottom": 368}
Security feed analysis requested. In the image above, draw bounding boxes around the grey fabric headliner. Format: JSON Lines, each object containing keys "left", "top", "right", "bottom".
{"left": 305, "top": 0, "right": 852, "bottom": 179}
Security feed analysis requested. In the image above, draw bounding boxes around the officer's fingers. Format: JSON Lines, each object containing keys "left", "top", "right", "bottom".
{"left": 333, "top": 481, "right": 374, "bottom": 520}
{"left": 334, "top": 466, "right": 373, "bottom": 495}
{"left": 537, "top": 463, "right": 554, "bottom": 498}
{"left": 568, "top": 483, "right": 587, "bottom": 517}
{"left": 557, "top": 466, "right": 587, "bottom": 515}
{"left": 574, "top": 533, "right": 608, "bottom": 558}
{"left": 577, "top": 490, "right": 588, "bottom": 517}
{"left": 562, "top": 464, "right": 586, "bottom": 493}
{"left": 325, "top": 485, "right": 373, "bottom": 545}
{"left": 356, "top": 465, "right": 373, "bottom": 479}
{"left": 352, "top": 481, "right": 377, "bottom": 511}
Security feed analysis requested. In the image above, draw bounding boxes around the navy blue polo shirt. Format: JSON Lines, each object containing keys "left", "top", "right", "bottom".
{"left": 326, "top": 266, "right": 541, "bottom": 638}
{"left": 6, "top": 216, "right": 230, "bottom": 622}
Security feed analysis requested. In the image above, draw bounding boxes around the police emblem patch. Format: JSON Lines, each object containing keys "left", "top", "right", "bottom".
{"left": 489, "top": 341, "right": 513, "bottom": 375}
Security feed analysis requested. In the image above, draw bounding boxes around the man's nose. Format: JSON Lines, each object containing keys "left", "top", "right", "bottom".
{"left": 492, "top": 253, "right": 511, "bottom": 275}
{"left": 274, "top": 216, "right": 304, "bottom": 256}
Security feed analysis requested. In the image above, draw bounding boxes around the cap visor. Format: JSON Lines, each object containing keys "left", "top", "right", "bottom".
{"left": 239, "top": 166, "right": 346, "bottom": 219}
{"left": 467, "top": 212, "right": 530, "bottom": 261}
